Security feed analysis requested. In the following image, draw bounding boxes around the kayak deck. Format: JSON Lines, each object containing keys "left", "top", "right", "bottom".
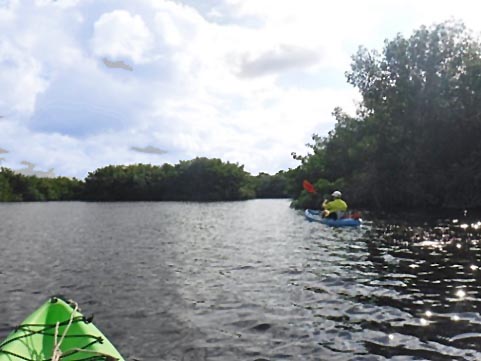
{"left": 304, "top": 209, "right": 362, "bottom": 227}
{"left": 0, "top": 297, "right": 124, "bottom": 361}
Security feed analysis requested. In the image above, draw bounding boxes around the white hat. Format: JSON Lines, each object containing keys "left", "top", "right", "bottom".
{"left": 331, "top": 191, "right": 342, "bottom": 198}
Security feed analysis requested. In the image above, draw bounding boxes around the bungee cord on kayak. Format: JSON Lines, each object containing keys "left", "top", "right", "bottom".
{"left": 52, "top": 299, "right": 79, "bottom": 361}
{"left": 0, "top": 321, "right": 107, "bottom": 360}
{"left": 0, "top": 297, "right": 123, "bottom": 361}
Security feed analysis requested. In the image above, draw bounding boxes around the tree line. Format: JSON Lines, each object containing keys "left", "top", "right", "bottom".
{"left": 290, "top": 20, "right": 481, "bottom": 210}
{"left": 0, "top": 158, "right": 290, "bottom": 202}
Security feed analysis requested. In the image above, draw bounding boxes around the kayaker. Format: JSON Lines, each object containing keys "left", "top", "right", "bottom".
{"left": 322, "top": 191, "right": 348, "bottom": 219}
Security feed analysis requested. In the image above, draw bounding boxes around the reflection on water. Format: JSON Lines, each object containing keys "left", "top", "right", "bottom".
{"left": 1, "top": 201, "right": 481, "bottom": 360}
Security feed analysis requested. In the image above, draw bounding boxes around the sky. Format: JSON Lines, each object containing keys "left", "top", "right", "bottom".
{"left": 1, "top": 0, "right": 481, "bottom": 178}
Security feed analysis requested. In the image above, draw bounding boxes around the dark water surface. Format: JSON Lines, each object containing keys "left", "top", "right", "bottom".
{"left": 1, "top": 200, "right": 481, "bottom": 360}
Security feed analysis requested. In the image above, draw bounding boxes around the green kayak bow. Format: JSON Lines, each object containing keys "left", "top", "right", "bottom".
{"left": 0, "top": 297, "right": 124, "bottom": 361}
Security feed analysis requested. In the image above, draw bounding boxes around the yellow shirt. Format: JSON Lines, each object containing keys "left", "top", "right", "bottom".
{"left": 323, "top": 199, "right": 348, "bottom": 212}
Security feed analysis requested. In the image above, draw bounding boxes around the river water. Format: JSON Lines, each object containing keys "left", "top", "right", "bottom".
{"left": 1, "top": 200, "right": 481, "bottom": 360}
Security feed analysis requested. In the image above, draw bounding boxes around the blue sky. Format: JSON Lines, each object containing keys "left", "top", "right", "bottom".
{"left": 1, "top": 0, "right": 481, "bottom": 178}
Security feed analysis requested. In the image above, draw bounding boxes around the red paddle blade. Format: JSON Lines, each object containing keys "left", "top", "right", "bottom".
{"left": 302, "top": 180, "right": 316, "bottom": 193}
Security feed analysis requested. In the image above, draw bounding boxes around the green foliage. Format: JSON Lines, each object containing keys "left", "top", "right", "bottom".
{"left": 83, "top": 164, "right": 166, "bottom": 201}
{"left": 1, "top": 158, "right": 293, "bottom": 203}
{"left": 172, "top": 158, "right": 251, "bottom": 201}
{"left": 291, "top": 20, "right": 481, "bottom": 210}
{"left": 254, "top": 171, "right": 289, "bottom": 198}
{"left": 290, "top": 190, "right": 319, "bottom": 209}
{"left": 0, "top": 168, "right": 19, "bottom": 201}
{"left": 0, "top": 167, "right": 83, "bottom": 201}
{"left": 83, "top": 158, "right": 258, "bottom": 202}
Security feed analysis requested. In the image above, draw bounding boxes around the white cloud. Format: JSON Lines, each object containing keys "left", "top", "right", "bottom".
{"left": 0, "top": 40, "right": 47, "bottom": 117}
{"left": 153, "top": 1, "right": 206, "bottom": 48}
{"left": 238, "top": 44, "right": 321, "bottom": 78}
{"left": 91, "top": 10, "right": 154, "bottom": 64}
{"left": 35, "top": 0, "right": 84, "bottom": 7}
{"left": 0, "top": 0, "right": 18, "bottom": 21}
{"left": 3, "top": 0, "right": 481, "bottom": 178}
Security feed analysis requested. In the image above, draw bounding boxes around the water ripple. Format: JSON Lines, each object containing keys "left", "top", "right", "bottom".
{"left": 2, "top": 201, "right": 481, "bottom": 360}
